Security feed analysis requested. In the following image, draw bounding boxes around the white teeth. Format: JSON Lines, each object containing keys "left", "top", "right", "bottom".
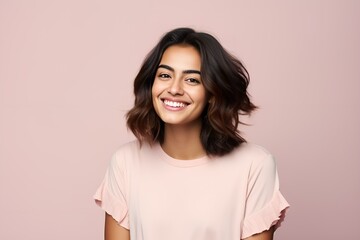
{"left": 163, "top": 100, "right": 187, "bottom": 108}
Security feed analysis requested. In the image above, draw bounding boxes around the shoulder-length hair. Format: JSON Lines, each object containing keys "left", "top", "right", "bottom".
{"left": 126, "top": 27, "right": 257, "bottom": 156}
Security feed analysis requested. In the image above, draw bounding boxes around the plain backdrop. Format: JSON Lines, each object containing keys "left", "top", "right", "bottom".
{"left": 1, "top": 0, "right": 359, "bottom": 239}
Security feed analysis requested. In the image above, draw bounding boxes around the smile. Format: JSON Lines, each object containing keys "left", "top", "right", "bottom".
{"left": 163, "top": 99, "right": 188, "bottom": 108}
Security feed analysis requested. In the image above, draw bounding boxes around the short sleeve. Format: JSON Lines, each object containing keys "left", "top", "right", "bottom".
{"left": 93, "top": 152, "right": 130, "bottom": 229}
{"left": 241, "top": 154, "right": 289, "bottom": 239}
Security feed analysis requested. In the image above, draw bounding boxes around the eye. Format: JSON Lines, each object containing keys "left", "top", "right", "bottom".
{"left": 185, "top": 78, "right": 201, "bottom": 85}
{"left": 158, "top": 73, "right": 171, "bottom": 79}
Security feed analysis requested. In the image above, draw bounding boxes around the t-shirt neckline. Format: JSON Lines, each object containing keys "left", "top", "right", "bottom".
{"left": 154, "top": 143, "right": 210, "bottom": 168}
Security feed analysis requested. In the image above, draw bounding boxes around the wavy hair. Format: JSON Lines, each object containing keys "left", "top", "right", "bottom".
{"left": 126, "top": 28, "right": 257, "bottom": 156}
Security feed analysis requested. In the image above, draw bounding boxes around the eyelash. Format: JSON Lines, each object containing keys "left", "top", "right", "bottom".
{"left": 159, "top": 73, "right": 171, "bottom": 78}
{"left": 185, "top": 78, "right": 200, "bottom": 84}
{"left": 157, "top": 73, "right": 201, "bottom": 85}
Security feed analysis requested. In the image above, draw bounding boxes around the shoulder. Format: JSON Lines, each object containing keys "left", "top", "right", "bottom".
{"left": 110, "top": 140, "right": 156, "bottom": 167}
{"left": 229, "top": 143, "right": 273, "bottom": 161}
{"left": 110, "top": 140, "right": 142, "bottom": 168}
{"left": 114, "top": 140, "right": 141, "bottom": 156}
{"left": 225, "top": 143, "right": 276, "bottom": 172}
{"left": 234, "top": 143, "right": 271, "bottom": 157}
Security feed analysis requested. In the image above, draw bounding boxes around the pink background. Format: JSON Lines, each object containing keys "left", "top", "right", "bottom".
{"left": 1, "top": 0, "right": 359, "bottom": 239}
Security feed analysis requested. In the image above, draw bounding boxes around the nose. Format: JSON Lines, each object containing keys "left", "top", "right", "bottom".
{"left": 168, "top": 79, "right": 184, "bottom": 96}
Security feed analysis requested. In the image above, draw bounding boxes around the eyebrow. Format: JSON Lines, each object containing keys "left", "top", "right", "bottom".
{"left": 158, "top": 64, "right": 201, "bottom": 75}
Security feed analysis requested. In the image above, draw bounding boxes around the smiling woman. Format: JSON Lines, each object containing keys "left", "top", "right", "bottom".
{"left": 94, "top": 28, "right": 289, "bottom": 240}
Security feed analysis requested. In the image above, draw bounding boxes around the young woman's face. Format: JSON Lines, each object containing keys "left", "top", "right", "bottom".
{"left": 152, "top": 45, "right": 207, "bottom": 126}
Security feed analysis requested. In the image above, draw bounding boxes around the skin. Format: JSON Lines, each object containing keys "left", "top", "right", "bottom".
{"left": 104, "top": 44, "right": 275, "bottom": 240}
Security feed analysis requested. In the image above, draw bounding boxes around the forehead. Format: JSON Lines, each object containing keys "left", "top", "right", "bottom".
{"left": 159, "top": 45, "right": 201, "bottom": 70}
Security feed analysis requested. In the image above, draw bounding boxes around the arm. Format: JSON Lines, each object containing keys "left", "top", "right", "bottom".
{"left": 242, "top": 227, "right": 274, "bottom": 240}
{"left": 104, "top": 213, "right": 130, "bottom": 240}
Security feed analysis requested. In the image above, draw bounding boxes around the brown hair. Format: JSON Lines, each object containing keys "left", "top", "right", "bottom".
{"left": 126, "top": 28, "right": 257, "bottom": 156}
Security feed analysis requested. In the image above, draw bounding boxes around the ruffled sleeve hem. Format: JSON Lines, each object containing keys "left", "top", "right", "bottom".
{"left": 242, "top": 190, "right": 289, "bottom": 239}
{"left": 93, "top": 180, "right": 129, "bottom": 229}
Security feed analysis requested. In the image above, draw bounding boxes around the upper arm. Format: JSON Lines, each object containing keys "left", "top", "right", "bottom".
{"left": 105, "top": 213, "right": 130, "bottom": 240}
{"left": 242, "top": 227, "right": 274, "bottom": 240}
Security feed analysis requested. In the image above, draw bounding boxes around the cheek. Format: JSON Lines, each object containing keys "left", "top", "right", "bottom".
{"left": 151, "top": 82, "right": 161, "bottom": 111}
{"left": 151, "top": 84, "right": 158, "bottom": 101}
{"left": 151, "top": 79, "right": 162, "bottom": 97}
{"left": 192, "top": 88, "right": 207, "bottom": 105}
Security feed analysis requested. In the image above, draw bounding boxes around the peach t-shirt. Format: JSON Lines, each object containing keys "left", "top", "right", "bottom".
{"left": 94, "top": 141, "right": 289, "bottom": 239}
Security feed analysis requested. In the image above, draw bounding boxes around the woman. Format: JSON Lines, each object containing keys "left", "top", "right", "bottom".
{"left": 94, "top": 28, "right": 289, "bottom": 240}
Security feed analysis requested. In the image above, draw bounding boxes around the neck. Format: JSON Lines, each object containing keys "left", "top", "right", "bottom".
{"left": 162, "top": 122, "right": 206, "bottom": 160}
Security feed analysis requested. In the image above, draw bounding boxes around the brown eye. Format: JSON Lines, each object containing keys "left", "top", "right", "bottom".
{"left": 185, "top": 78, "right": 201, "bottom": 85}
{"left": 159, "top": 73, "right": 171, "bottom": 79}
